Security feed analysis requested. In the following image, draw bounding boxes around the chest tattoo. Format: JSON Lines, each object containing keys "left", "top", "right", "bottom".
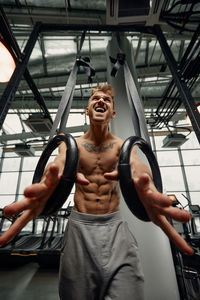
{"left": 82, "top": 142, "right": 116, "bottom": 153}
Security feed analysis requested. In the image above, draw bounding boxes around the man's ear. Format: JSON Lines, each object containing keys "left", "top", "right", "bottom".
{"left": 111, "top": 110, "right": 116, "bottom": 119}
{"left": 85, "top": 106, "right": 89, "bottom": 115}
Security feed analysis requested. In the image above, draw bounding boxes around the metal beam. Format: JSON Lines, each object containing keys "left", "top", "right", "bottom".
{"left": 40, "top": 23, "right": 153, "bottom": 34}
{"left": 0, "top": 66, "right": 170, "bottom": 95}
{"left": 1, "top": 126, "right": 193, "bottom": 147}
{"left": 10, "top": 99, "right": 88, "bottom": 110}
{"left": 11, "top": 97, "right": 200, "bottom": 111}
{"left": 0, "top": 7, "right": 52, "bottom": 123}
{"left": 154, "top": 24, "right": 200, "bottom": 144}
{"left": 11, "top": 70, "right": 107, "bottom": 91}
{"left": 0, "top": 124, "right": 89, "bottom": 143}
{"left": 0, "top": 22, "right": 42, "bottom": 130}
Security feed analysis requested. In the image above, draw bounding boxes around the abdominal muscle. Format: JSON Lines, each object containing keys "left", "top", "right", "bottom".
{"left": 73, "top": 174, "right": 120, "bottom": 214}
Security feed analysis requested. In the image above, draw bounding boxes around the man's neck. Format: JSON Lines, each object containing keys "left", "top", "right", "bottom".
{"left": 84, "top": 123, "right": 111, "bottom": 145}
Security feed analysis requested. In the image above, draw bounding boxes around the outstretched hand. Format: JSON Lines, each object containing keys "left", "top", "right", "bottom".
{"left": 104, "top": 170, "right": 194, "bottom": 256}
{"left": 0, "top": 163, "right": 61, "bottom": 246}
{"left": 0, "top": 167, "right": 89, "bottom": 246}
{"left": 134, "top": 173, "right": 194, "bottom": 255}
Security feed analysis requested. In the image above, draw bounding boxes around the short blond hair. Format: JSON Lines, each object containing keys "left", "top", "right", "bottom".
{"left": 91, "top": 84, "right": 114, "bottom": 100}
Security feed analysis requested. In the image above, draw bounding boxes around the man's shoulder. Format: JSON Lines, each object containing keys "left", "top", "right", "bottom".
{"left": 111, "top": 134, "right": 124, "bottom": 146}
{"left": 75, "top": 136, "right": 84, "bottom": 144}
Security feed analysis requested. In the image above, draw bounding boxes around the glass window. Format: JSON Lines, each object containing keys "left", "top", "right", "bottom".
{"left": 185, "top": 166, "right": 200, "bottom": 190}
{"left": 15, "top": 193, "right": 23, "bottom": 202}
{"left": 0, "top": 172, "right": 18, "bottom": 194}
{"left": 153, "top": 135, "right": 165, "bottom": 150}
{"left": 189, "top": 192, "right": 200, "bottom": 206}
{"left": 4, "top": 152, "right": 21, "bottom": 158}
{"left": 160, "top": 166, "right": 185, "bottom": 191}
{"left": 0, "top": 195, "right": 15, "bottom": 208}
{"left": 181, "top": 132, "right": 199, "bottom": 149}
{"left": 182, "top": 150, "right": 200, "bottom": 166}
{"left": 157, "top": 151, "right": 180, "bottom": 166}
{"left": 23, "top": 156, "right": 41, "bottom": 171}
{"left": 2, "top": 157, "right": 21, "bottom": 171}
{"left": 18, "top": 171, "right": 34, "bottom": 194}
{"left": 67, "top": 113, "right": 86, "bottom": 127}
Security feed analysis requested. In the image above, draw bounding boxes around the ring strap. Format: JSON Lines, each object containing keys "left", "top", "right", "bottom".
{"left": 32, "top": 134, "right": 78, "bottom": 216}
{"left": 118, "top": 136, "right": 163, "bottom": 222}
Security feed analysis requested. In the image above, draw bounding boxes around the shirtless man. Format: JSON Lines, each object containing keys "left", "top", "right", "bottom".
{"left": 0, "top": 84, "right": 193, "bottom": 299}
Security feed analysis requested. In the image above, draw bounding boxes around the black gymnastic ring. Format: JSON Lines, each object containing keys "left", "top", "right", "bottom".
{"left": 118, "top": 136, "right": 163, "bottom": 222}
{"left": 32, "top": 134, "right": 79, "bottom": 216}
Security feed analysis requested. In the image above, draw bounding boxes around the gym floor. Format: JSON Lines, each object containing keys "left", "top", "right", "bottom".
{"left": 0, "top": 262, "right": 59, "bottom": 300}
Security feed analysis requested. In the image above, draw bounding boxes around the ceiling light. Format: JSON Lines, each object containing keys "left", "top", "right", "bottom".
{"left": 0, "top": 38, "right": 16, "bottom": 83}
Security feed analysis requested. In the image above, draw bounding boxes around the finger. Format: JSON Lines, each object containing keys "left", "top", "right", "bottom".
{"left": 134, "top": 177, "right": 172, "bottom": 208}
{"left": 0, "top": 210, "right": 33, "bottom": 246}
{"left": 25, "top": 166, "right": 59, "bottom": 198}
{"left": 156, "top": 206, "right": 191, "bottom": 223}
{"left": 76, "top": 172, "right": 89, "bottom": 185}
{"left": 145, "top": 192, "right": 172, "bottom": 208}
{"left": 24, "top": 182, "right": 49, "bottom": 198}
{"left": 3, "top": 197, "right": 34, "bottom": 217}
{"left": 5, "top": 181, "right": 51, "bottom": 217}
{"left": 44, "top": 164, "right": 60, "bottom": 187}
{"left": 133, "top": 173, "right": 150, "bottom": 190}
{"left": 104, "top": 170, "right": 118, "bottom": 181}
{"left": 158, "top": 216, "right": 194, "bottom": 255}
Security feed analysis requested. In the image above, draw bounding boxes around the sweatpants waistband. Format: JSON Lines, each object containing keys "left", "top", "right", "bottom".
{"left": 69, "top": 210, "right": 121, "bottom": 224}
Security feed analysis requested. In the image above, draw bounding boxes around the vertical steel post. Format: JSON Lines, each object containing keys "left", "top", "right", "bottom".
{"left": 154, "top": 24, "right": 200, "bottom": 144}
{"left": 0, "top": 22, "right": 42, "bottom": 129}
{"left": 15, "top": 156, "right": 24, "bottom": 203}
{"left": 177, "top": 148, "right": 191, "bottom": 203}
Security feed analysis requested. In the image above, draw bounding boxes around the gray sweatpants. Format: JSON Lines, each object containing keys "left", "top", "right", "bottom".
{"left": 59, "top": 210, "right": 144, "bottom": 300}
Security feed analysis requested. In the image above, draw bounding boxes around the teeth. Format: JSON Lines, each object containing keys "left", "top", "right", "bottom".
{"left": 95, "top": 107, "right": 105, "bottom": 112}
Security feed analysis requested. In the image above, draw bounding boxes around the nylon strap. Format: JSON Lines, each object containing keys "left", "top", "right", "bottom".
{"left": 110, "top": 33, "right": 150, "bottom": 145}
{"left": 49, "top": 31, "right": 95, "bottom": 140}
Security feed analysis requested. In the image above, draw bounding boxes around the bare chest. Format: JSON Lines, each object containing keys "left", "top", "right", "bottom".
{"left": 78, "top": 142, "right": 120, "bottom": 175}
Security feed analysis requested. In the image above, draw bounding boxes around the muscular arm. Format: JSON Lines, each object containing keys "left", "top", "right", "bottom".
{"left": 130, "top": 146, "right": 194, "bottom": 255}
{"left": 0, "top": 139, "right": 67, "bottom": 245}
{"left": 105, "top": 144, "right": 194, "bottom": 255}
{"left": 0, "top": 137, "right": 89, "bottom": 246}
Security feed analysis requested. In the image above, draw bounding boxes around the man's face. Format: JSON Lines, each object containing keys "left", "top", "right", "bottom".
{"left": 86, "top": 91, "right": 116, "bottom": 124}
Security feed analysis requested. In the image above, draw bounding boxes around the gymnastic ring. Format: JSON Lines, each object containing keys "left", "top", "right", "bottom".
{"left": 32, "top": 134, "right": 79, "bottom": 216}
{"left": 118, "top": 136, "right": 163, "bottom": 222}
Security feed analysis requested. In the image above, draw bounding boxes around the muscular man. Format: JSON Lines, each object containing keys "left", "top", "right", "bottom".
{"left": 0, "top": 85, "right": 193, "bottom": 299}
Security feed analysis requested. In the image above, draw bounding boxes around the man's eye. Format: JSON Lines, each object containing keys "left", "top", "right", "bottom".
{"left": 105, "top": 98, "right": 111, "bottom": 102}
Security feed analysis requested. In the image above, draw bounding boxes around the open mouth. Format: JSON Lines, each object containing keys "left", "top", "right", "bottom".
{"left": 94, "top": 106, "right": 106, "bottom": 113}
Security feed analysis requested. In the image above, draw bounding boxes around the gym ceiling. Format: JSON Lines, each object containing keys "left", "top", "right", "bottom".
{"left": 0, "top": 0, "right": 200, "bottom": 148}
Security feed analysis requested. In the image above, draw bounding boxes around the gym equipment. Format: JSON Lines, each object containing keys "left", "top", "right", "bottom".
{"left": 111, "top": 33, "right": 163, "bottom": 221}
{"left": 118, "top": 136, "right": 163, "bottom": 222}
{"left": 33, "top": 134, "right": 78, "bottom": 216}
{"left": 32, "top": 32, "right": 94, "bottom": 216}
{"left": 33, "top": 30, "right": 162, "bottom": 220}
